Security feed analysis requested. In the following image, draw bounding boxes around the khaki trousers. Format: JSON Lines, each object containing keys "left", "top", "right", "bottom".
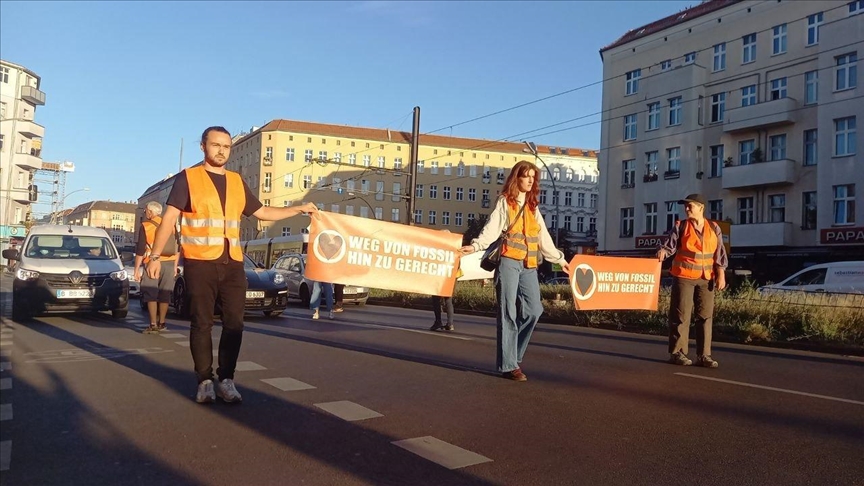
{"left": 668, "top": 276, "right": 715, "bottom": 356}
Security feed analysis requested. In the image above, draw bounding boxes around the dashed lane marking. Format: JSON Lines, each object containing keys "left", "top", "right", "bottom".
{"left": 314, "top": 401, "right": 383, "bottom": 422}
{"left": 0, "top": 362, "right": 10, "bottom": 372}
{"left": 174, "top": 341, "right": 190, "bottom": 347}
{"left": 0, "top": 350, "right": 10, "bottom": 357}
{"left": 0, "top": 342, "right": 11, "bottom": 347}
{"left": 392, "top": 436, "right": 493, "bottom": 470}
{"left": 0, "top": 378, "right": 9, "bottom": 390}
{"left": 0, "top": 441, "right": 10, "bottom": 472}
{"left": 0, "top": 404, "right": 11, "bottom": 421}
{"left": 235, "top": 361, "right": 267, "bottom": 372}
{"left": 159, "top": 333, "right": 186, "bottom": 339}
{"left": 330, "top": 320, "right": 474, "bottom": 341}
{"left": 675, "top": 373, "right": 864, "bottom": 406}
{"left": 260, "top": 377, "right": 316, "bottom": 391}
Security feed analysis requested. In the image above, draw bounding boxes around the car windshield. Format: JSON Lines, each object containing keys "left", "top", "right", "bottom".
{"left": 243, "top": 254, "right": 260, "bottom": 269}
{"left": 24, "top": 235, "right": 117, "bottom": 260}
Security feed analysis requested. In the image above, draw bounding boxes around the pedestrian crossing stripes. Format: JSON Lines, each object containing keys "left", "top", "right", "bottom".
{"left": 392, "top": 436, "right": 493, "bottom": 470}
{"left": 314, "top": 401, "right": 383, "bottom": 422}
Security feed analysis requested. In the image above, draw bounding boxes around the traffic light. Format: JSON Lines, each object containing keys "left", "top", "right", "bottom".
{"left": 28, "top": 184, "right": 38, "bottom": 202}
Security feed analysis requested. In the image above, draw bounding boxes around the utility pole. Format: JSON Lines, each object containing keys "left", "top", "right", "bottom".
{"left": 179, "top": 138, "right": 184, "bottom": 172}
{"left": 407, "top": 106, "right": 420, "bottom": 226}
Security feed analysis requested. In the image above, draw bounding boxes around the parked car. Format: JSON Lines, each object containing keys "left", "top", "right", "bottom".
{"left": 758, "top": 261, "right": 864, "bottom": 295}
{"left": 2, "top": 225, "right": 130, "bottom": 320}
{"left": 271, "top": 252, "right": 369, "bottom": 306}
{"left": 167, "top": 254, "right": 289, "bottom": 318}
{"left": 544, "top": 276, "right": 571, "bottom": 286}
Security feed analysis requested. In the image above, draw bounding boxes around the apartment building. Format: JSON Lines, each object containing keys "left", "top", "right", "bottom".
{"left": 222, "top": 119, "right": 598, "bottom": 253}
{"left": 0, "top": 59, "right": 46, "bottom": 254}
{"left": 598, "top": 0, "right": 863, "bottom": 282}
{"left": 64, "top": 200, "right": 139, "bottom": 247}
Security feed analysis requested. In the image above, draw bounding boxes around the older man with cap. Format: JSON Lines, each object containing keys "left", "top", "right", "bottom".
{"left": 657, "top": 194, "right": 728, "bottom": 368}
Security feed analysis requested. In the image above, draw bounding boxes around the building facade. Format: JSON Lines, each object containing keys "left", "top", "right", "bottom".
{"left": 64, "top": 201, "right": 139, "bottom": 247}
{"left": 0, "top": 59, "right": 46, "bottom": 253}
{"left": 598, "top": 0, "right": 863, "bottom": 282}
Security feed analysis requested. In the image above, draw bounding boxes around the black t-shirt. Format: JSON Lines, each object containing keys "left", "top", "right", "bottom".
{"left": 166, "top": 169, "right": 263, "bottom": 262}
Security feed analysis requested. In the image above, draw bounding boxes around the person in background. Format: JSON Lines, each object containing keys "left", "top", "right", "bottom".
{"left": 310, "top": 280, "right": 334, "bottom": 320}
{"left": 657, "top": 193, "right": 728, "bottom": 369}
{"left": 459, "top": 160, "right": 570, "bottom": 382}
{"left": 429, "top": 295, "right": 455, "bottom": 332}
{"left": 146, "top": 125, "right": 319, "bottom": 405}
{"left": 333, "top": 283, "right": 345, "bottom": 313}
{"left": 134, "top": 201, "right": 178, "bottom": 334}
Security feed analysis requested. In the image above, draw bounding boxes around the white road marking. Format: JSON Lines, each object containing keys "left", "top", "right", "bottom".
{"left": 159, "top": 333, "right": 186, "bottom": 339}
{"left": 174, "top": 341, "right": 190, "bottom": 347}
{"left": 0, "top": 342, "right": 10, "bottom": 347}
{"left": 0, "top": 378, "right": 10, "bottom": 390}
{"left": 326, "top": 320, "right": 473, "bottom": 341}
{"left": 314, "top": 401, "right": 383, "bottom": 421}
{"left": 260, "top": 377, "right": 316, "bottom": 391}
{"left": 0, "top": 350, "right": 10, "bottom": 357}
{"left": 0, "top": 440, "right": 9, "bottom": 472}
{"left": 0, "top": 362, "right": 10, "bottom": 372}
{"left": 0, "top": 404, "right": 11, "bottom": 421}
{"left": 675, "top": 373, "right": 864, "bottom": 406}
{"left": 392, "top": 436, "right": 493, "bottom": 470}
{"left": 234, "top": 361, "right": 267, "bottom": 372}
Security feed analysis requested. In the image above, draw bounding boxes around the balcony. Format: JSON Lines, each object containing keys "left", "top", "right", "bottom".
{"left": 731, "top": 222, "right": 793, "bottom": 247}
{"left": 723, "top": 97, "right": 799, "bottom": 133}
{"left": 722, "top": 159, "right": 796, "bottom": 189}
{"left": 16, "top": 120, "right": 44, "bottom": 139}
{"left": 14, "top": 152, "right": 42, "bottom": 171}
{"left": 21, "top": 86, "right": 46, "bottom": 106}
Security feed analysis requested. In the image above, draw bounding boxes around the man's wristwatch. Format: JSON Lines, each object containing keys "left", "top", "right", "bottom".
{"left": 150, "top": 255, "right": 161, "bottom": 262}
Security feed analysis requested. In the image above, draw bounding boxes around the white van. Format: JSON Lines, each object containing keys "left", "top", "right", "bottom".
{"left": 2, "top": 225, "right": 131, "bottom": 320}
{"left": 758, "top": 261, "right": 864, "bottom": 295}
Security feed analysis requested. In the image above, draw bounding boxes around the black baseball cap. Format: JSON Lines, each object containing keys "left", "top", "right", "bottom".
{"left": 679, "top": 193, "right": 706, "bottom": 206}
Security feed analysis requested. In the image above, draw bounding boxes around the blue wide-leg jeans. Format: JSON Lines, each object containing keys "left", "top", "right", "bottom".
{"left": 495, "top": 256, "right": 543, "bottom": 373}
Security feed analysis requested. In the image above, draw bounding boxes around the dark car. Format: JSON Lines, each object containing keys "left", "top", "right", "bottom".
{"left": 144, "top": 254, "right": 289, "bottom": 318}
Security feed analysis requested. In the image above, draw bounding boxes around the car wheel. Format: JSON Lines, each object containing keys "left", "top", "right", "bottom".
{"left": 299, "top": 284, "right": 311, "bottom": 307}
{"left": 174, "top": 280, "right": 190, "bottom": 318}
{"left": 112, "top": 309, "right": 128, "bottom": 319}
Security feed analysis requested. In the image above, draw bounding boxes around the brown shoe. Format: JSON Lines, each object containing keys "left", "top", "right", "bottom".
{"left": 156, "top": 322, "right": 167, "bottom": 332}
{"left": 501, "top": 369, "right": 528, "bottom": 382}
{"left": 142, "top": 325, "right": 160, "bottom": 335}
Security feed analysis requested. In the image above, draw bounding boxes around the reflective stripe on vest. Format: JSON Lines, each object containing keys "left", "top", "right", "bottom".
{"left": 143, "top": 215, "right": 177, "bottom": 263}
{"left": 179, "top": 166, "right": 245, "bottom": 261}
{"left": 500, "top": 203, "right": 541, "bottom": 268}
{"left": 670, "top": 219, "right": 718, "bottom": 280}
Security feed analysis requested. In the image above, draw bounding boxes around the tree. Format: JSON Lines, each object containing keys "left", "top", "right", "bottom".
{"left": 462, "top": 214, "right": 489, "bottom": 245}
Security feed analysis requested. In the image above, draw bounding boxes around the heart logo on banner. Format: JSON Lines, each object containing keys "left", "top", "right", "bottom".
{"left": 318, "top": 233, "right": 344, "bottom": 260}
{"left": 574, "top": 268, "right": 595, "bottom": 297}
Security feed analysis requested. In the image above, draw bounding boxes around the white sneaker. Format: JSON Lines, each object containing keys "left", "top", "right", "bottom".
{"left": 328, "top": 310, "right": 334, "bottom": 320}
{"left": 216, "top": 379, "right": 243, "bottom": 403}
{"left": 312, "top": 310, "right": 319, "bottom": 320}
{"left": 196, "top": 379, "right": 216, "bottom": 404}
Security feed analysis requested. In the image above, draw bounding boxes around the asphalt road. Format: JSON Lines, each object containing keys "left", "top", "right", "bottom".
{"left": 0, "top": 275, "right": 862, "bottom": 485}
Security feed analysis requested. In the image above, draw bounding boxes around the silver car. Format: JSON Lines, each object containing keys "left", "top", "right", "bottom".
{"left": 271, "top": 253, "right": 369, "bottom": 306}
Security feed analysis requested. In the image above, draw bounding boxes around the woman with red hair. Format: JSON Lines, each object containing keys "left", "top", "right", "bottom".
{"left": 460, "top": 160, "right": 570, "bottom": 381}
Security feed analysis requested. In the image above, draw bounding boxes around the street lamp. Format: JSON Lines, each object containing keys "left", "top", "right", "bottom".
{"left": 51, "top": 187, "right": 89, "bottom": 224}
{"left": 522, "top": 141, "right": 559, "bottom": 247}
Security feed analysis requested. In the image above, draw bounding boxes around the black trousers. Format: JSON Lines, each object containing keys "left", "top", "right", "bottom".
{"left": 184, "top": 259, "right": 247, "bottom": 383}
{"left": 334, "top": 283, "right": 344, "bottom": 307}
{"left": 432, "top": 296, "right": 454, "bottom": 325}
{"left": 668, "top": 277, "right": 715, "bottom": 356}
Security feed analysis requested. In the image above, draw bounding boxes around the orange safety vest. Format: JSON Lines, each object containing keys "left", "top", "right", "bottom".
{"left": 142, "top": 215, "right": 177, "bottom": 263}
{"left": 179, "top": 165, "right": 245, "bottom": 261}
{"left": 501, "top": 202, "right": 541, "bottom": 268}
{"left": 670, "top": 219, "right": 719, "bottom": 280}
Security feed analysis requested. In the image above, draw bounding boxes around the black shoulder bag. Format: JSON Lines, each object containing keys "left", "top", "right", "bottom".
{"left": 480, "top": 203, "right": 527, "bottom": 272}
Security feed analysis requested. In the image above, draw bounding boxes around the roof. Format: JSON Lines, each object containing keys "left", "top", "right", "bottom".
{"left": 67, "top": 201, "right": 138, "bottom": 215}
{"left": 600, "top": 0, "right": 740, "bottom": 54}
{"left": 236, "top": 119, "right": 597, "bottom": 159}
{"left": 29, "top": 224, "right": 111, "bottom": 237}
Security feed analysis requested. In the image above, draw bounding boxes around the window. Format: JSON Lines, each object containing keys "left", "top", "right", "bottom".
{"left": 804, "top": 130, "right": 818, "bottom": 166}
{"left": 590, "top": 194, "right": 598, "bottom": 208}
{"left": 836, "top": 53, "right": 857, "bottom": 91}
{"left": 710, "top": 145, "right": 724, "bottom": 178}
{"left": 625, "top": 69, "right": 641, "bottom": 95}
{"left": 455, "top": 212, "right": 463, "bottom": 226}
{"left": 669, "top": 97, "right": 682, "bottom": 126}
{"left": 644, "top": 203, "right": 657, "bottom": 235}
{"left": 772, "top": 24, "right": 787, "bottom": 55}
{"left": 375, "top": 181, "right": 384, "bottom": 200}
{"left": 497, "top": 167, "right": 506, "bottom": 184}
{"left": 416, "top": 184, "right": 424, "bottom": 198}
{"left": 684, "top": 52, "right": 696, "bottom": 64}
{"left": 741, "top": 85, "right": 756, "bottom": 107}
{"left": 539, "top": 190, "right": 547, "bottom": 205}
{"left": 738, "top": 197, "right": 754, "bottom": 224}
{"left": 742, "top": 33, "right": 756, "bottom": 63}
{"left": 713, "top": 43, "right": 726, "bottom": 71}
{"left": 647, "top": 102, "right": 660, "bottom": 130}
{"left": 620, "top": 208, "right": 634, "bottom": 237}
{"left": 468, "top": 213, "right": 476, "bottom": 222}
{"left": 456, "top": 187, "right": 464, "bottom": 201}
{"left": 622, "top": 159, "right": 635, "bottom": 187}
{"left": 457, "top": 162, "right": 465, "bottom": 176}
{"left": 802, "top": 191, "right": 817, "bottom": 229}
{"left": 769, "top": 194, "right": 786, "bottom": 222}
{"left": 710, "top": 92, "right": 725, "bottom": 123}
{"left": 334, "top": 152, "right": 342, "bottom": 163}
{"left": 552, "top": 190, "right": 560, "bottom": 206}
{"left": 303, "top": 175, "right": 312, "bottom": 189}
{"left": 550, "top": 214, "right": 558, "bottom": 230}
{"left": 317, "top": 176, "right": 326, "bottom": 190}
{"left": 346, "top": 206, "right": 354, "bottom": 216}
{"left": 391, "top": 208, "right": 400, "bottom": 222}
{"left": 661, "top": 60, "right": 672, "bottom": 71}
{"left": 361, "top": 179, "right": 370, "bottom": 194}
{"left": 589, "top": 217, "right": 597, "bottom": 233}
{"left": 413, "top": 210, "right": 423, "bottom": 224}
{"left": 304, "top": 149, "right": 313, "bottom": 162}
{"left": 577, "top": 193, "right": 585, "bottom": 207}
{"left": 785, "top": 268, "right": 827, "bottom": 286}
{"left": 667, "top": 147, "right": 681, "bottom": 173}
{"left": 443, "top": 162, "right": 452, "bottom": 175}
{"left": 348, "top": 154, "right": 356, "bottom": 165}
{"left": 709, "top": 200, "right": 724, "bottom": 221}
{"left": 285, "top": 148, "right": 295, "bottom": 161}
{"left": 442, "top": 211, "right": 450, "bottom": 225}
{"left": 0, "top": 66, "right": 8, "bottom": 83}
{"left": 564, "top": 216, "right": 572, "bottom": 231}
{"left": 468, "top": 188, "right": 476, "bottom": 201}
{"left": 429, "top": 185, "right": 438, "bottom": 199}
{"left": 833, "top": 184, "right": 856, "bottom": 224}
{"left": 851, "top": 0, "right": 864, "bottom": 15}
{"left": 392, "top": 182, "right": 402, "bottom": 202}
{"left": 807, "top": 13, "right": 823, "bottom": 46}
{"left": 281, "top": 227, "right": 291, "bottom": 237}
{"left": 565, "top": 192, "right": 572, "bottom": 206}
{"left": 377, "top": 156, "right": 385, "bottom": 169}
{"left": 443, "top": 186, "right": 451, "bottom": 200}
{"left": 805, "top": 71, "right": 819, "bottom": 104}
{"left": 835, "top": 117, "right": 857, "bottom": 156}
{"left": 331, "top": 204, "right": 340, "bottom": 214}
{"left": 665, "top": 201, "right": 681, "bottom": 232}
{"left": 428, "top": 210, "right": 437, "bottom": 225}
{"left": 645, "top": 151, "right": 658, "bottom": 179}
{"left": 624, "top": 114, "right": 637, "bottom": 141}
{"left": 482, "top": 189, "right": 490, "bottom": 204}
{"left": 770, "top": 78, "right": 787, "bottom": 100}
{"left": 739, "top": 139, "right": 755, "bottom": 165}
{"left": 283, "top": 173, "right": 294, "bottom": 188}
{"left": 375, "top": 207, "right": 383, "bottom": 220}
{"left": 393, "top": 157, "right": 402, "bottom": 172}
{"left": 469, "top": 164, "right": 476, "bottom": 177}
{"left": 318, "top": 151, "right": 327, "bottom": 162}
{"left": 431, "top": 161, "right": 439, "bottom": 174}
{"left": 769, "top": 134, "right": 787, "bottom": 161}
{"left": 360, "top": 206, "right": 369, "bottom": 219}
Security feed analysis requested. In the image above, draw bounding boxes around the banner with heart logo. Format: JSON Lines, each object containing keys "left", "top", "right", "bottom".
{"left": 566, "top": 255, "right": 662, "bottom": 311}
{"left": 305, "top": 212, "right": 464, "bottom": 297}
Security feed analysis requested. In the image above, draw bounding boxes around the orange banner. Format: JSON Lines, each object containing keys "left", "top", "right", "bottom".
{"left": 567, "top": 255, "right": 662, "bottom": 311}
{"left": 306, "top": 212, "right": 463, "bottom": 297}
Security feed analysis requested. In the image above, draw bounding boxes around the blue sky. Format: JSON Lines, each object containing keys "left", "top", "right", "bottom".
{"left": 1, "top": 0, "right": 693, "bottom": 212}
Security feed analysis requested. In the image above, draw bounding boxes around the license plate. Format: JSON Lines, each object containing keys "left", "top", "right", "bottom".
{"left": 246, "top": 291, "right": 265, "bottom": 299}
{"left": 343, "top": 288, "right": 356, "bottom": 295}
{"left": 57, "top": 289, "right": 94, "bottom": 299}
